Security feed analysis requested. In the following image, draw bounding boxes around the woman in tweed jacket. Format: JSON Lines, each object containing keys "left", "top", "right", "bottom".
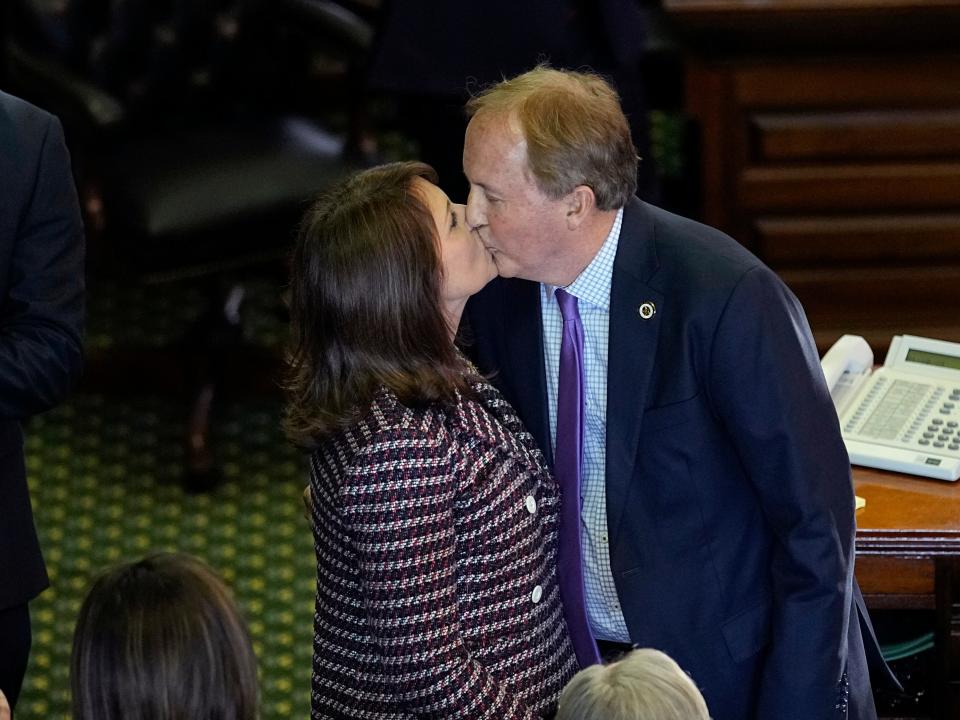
{"left": 285, "top": 162, "right": 578, "bottom": 719}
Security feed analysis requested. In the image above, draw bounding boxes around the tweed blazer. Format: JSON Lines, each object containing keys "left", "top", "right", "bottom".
{"left": 308, "top": 375, "right": 578, "bottom": 719}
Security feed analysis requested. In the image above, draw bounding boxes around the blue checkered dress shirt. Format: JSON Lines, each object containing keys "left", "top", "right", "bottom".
{"left": 540, "top": 208, "right": 631, "bottom": 643}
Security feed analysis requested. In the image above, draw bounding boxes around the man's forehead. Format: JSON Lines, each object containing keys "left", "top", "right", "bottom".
{"left": 471, "top": 110, "right": 524, "bottom": 144}
{"left": 467, "top": 114, "right": 528, "bottom": 177}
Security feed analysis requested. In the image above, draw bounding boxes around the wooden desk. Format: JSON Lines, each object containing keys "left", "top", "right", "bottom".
{"left": 854, "top": 467, "right": 960, "bottom": 718}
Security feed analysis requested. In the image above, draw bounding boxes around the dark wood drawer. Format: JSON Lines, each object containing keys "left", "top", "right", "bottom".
{"left": 780, "top": 265, "right": 960, "bottom": 320}
{"left": 857, "top": 555, "right": 935, "bottom": 607}
{"left": 739, "top": 163, "right": 960, "bottom": 212}
{"left": 755, "top": 214, "right": 960, "bottom": 265}
{"left": 733, "top": 59, "right": 960, "bottom": 109}
{"left": 750, "top": 110, "right": 960, "bottom": 162}
{"left": 777, "top": 265, "right": 960, "bottom": 352}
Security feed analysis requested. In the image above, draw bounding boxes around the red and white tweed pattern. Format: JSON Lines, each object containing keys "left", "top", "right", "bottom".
{"left": 309, "top": 379, "right": 578, "bottom": 719}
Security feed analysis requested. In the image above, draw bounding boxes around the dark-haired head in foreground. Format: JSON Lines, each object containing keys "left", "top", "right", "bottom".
{"left": 71, "top": 552, "right": 258, "bottom": 720}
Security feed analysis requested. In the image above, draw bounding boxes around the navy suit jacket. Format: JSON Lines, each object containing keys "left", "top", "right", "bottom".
{"left": 0, "top": 91, "right": 85, "bottom": 610}
{"left": 465, "top": 198, "right": 893, "bottom": 720}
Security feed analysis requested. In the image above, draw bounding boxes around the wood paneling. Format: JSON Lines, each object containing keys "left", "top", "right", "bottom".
{"left": 740, "top": 163, "right": 960, "bottom": 212}
{"left": 781, "top": 266, "right": 960, "bottom": 351}
{"left": 754, "top": 214, "right": 960, "bottom": 265}
{"left": 665, "top": 1, "right": 960, "bottom": 54}
{"left": 857, "top": 555, "right": 935, "bottom": 605}
{"left": 681, "top": 55, "right": 960, "bottom": 357}
{"left": 733, "top": 60, "right": 960, "bottom": 108}
{"left": 751, "top": 111, "right": 960, "bottom": 162}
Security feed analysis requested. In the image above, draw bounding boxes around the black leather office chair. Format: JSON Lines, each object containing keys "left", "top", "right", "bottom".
{"left": 4, "top": 0, "right": 374, "bottom": 488}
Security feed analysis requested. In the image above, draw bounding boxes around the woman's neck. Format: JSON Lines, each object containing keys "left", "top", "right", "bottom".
{"left": 443, "top": 299, "right": 467, "bottom": 342}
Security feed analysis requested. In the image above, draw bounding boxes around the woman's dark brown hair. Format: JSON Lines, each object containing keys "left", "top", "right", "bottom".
{"left": 284, "top": 161, "right": 475, "bottom": 447}
{"left": 71, "top": 552, "right": 258, "bottom": 720}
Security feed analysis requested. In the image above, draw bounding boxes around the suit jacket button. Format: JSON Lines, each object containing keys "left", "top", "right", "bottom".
{"left": 525, "top": 495, "right": 537, "bottom": 514}
{"left": 531, "top": 585, "right": 543, "bottom": 603}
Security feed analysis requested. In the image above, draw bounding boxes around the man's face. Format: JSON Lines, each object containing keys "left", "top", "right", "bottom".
{"left": 462, "top": 113, "right": 570, "bottom": 283}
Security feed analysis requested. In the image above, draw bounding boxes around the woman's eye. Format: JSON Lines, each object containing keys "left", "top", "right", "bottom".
{"left": 450, "top": 210, "right": 459, "bottom": 229}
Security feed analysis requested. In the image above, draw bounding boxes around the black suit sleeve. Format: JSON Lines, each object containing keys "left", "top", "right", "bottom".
{"left": 0, "top": 114, "right": 85, "bottom": 419}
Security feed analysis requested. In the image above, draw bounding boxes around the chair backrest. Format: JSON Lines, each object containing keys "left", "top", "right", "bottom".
{"left": 8, "top": 0, "right": 319, "bottom": 125}
{"left": 6, "top": 0, "right": 372, "bottom": 274}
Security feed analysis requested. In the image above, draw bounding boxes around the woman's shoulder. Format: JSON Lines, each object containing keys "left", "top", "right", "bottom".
{"left": 314, "top": 383, "right": 495, "bottom": 469}
{"left": 310, "top": 391, "right": 452, "bottom": 485}
{"left": 350, "top": 387, "right": 454, "bottom": 451}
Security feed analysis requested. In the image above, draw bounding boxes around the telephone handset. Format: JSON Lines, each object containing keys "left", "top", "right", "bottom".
{"left": 821, "top": 334, "right": 960, "bottom": 481}
{"left": 821, "top": 335, "right": 874, "bottom": 417}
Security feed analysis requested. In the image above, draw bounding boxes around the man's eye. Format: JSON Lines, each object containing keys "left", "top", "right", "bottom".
{"left": 485, "top": 194, "right": 500, "bottom": 204}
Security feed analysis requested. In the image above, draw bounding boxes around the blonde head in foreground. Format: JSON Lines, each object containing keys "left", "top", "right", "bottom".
{"left": 556, "top": 648, "right": 710, "bottom": 720}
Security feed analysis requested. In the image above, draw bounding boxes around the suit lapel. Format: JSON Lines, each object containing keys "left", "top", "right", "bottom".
{"left": 606, "top": 198, "right": 663, "bottom": 545}
{"left": 498, "top": 279, "right": 553, "bottom": 466}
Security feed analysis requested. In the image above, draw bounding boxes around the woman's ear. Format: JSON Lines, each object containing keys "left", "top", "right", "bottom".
{"left": 565, "top": 185, "right": 596, "bottom": 230}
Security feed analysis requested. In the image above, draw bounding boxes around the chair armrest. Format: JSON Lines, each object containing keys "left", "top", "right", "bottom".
{"left": 276, "top": 0, "right": 373, "bottom": 54}
{"left": 6, "top": 42, "right": 126, "bottom": 131}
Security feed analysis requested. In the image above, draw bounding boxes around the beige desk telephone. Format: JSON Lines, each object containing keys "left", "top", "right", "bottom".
{"left": 821, "top": 334, "right": 960, "bottom": 481}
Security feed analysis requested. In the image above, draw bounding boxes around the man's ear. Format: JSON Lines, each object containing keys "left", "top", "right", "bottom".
{"left": 565, "top": 185, "right": 596, "bottom": 230}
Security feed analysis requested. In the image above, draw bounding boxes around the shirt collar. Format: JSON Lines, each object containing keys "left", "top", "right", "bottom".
{"left": 548, "top": 207, "right": 623, "bottom": 312}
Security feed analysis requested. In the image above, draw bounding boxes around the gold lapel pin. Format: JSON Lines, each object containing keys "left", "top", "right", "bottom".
{"left": 638, "top": 301, "right": 656, "bottom": 320}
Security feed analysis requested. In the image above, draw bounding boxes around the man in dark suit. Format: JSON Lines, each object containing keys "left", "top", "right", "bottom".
{"left": 462, "top": 67, "right": 895, "bottom": 719}
{"left": 0, "top": 90, "right": 85, "bottom": 711}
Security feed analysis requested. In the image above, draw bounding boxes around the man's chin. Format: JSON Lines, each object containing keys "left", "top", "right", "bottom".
{"left": 492, "top": 259, "right": 516, "bottom": 279}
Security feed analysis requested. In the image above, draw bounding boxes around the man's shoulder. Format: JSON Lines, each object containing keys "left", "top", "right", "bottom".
{"left": 0, "top": 92, "right": 61, "bottom": 198}
{"left": 621, "top": 198, "right": 770, "bottom": 292}
{"left": 0, "top": 91, "right": 56, "bottom": 141}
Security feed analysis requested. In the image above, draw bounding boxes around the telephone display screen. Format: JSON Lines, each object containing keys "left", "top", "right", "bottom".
{"left": 905, "top": 349, "right": 960, "bottom": 371}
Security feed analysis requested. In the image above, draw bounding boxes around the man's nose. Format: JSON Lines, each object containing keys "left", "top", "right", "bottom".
{"left": 465, "top": 188, "right": 485, "bottom": 230}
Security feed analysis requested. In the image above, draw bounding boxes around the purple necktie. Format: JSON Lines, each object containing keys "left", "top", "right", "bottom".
{"left": 554, "top": 288, "right": 600, "bottom": 667}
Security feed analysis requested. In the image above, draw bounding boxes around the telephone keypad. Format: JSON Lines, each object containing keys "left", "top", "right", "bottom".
{"left": 843, "top": 376, "right": 960, "bottom": 460}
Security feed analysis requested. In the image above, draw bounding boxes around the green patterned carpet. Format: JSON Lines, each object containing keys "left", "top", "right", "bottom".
{"left": 18, "top": 280, "right": 315, "bottom": 718}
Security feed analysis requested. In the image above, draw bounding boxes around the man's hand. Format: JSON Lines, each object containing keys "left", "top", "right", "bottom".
{"left": 0, "top": 688, "right": 11, "bottom": 720}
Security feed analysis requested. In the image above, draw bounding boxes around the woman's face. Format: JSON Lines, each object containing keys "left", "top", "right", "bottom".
{"left": 413, "top": 177, "right": 497, "bottom": 314}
